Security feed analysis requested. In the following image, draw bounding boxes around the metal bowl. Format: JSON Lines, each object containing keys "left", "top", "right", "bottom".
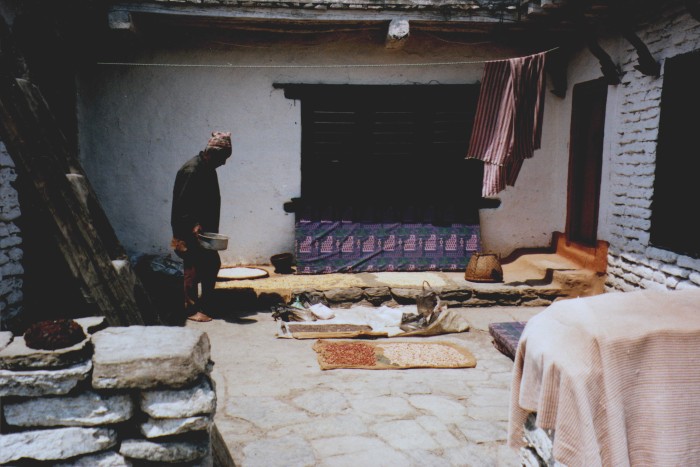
{"left": 198, "top": 232, "right": 229, "bottom": 250}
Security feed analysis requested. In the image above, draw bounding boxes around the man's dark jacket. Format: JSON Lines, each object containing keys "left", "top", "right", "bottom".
{"left": 171, "top": 153, "right": 221, "bottom": 245}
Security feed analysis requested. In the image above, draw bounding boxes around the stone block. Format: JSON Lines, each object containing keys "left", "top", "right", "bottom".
{"left": 0, "top": 360, "right": 92, "bottom": 397}
{"left": 0, "top": 330, "right": 12, "bottom": 351}
{"left": 119, "top": 437, "right": 209, "bottom": 463}
{"left": 4, "top": 390, "right": 133, "bottom": 427}
{"left": 363, "top": 287, "right": 391, "bottom": 305}
{"left": 439, "top": 289, "right": 472, "bottom": 302}
{"left": 323, "top": 287, "right": 364, "bottom": 303}
{"left": 92, "top": 326, "right": 210, "bottom": 389}
{"left": 0, "top": 334, "right": 91, "bottom": 370}
{"left": 141, "top": 415, "right": 212, "bottom": 438}
{"left": 141, "top": 376, "right": 216, "bottom": 418}
{"left": 390, "top": 288, "right": 422, "bottom": 301}
{"left": 0, "top": 427, "right": 117, "bottom": 464}
{"left": 55, "top": 451, "right": 133, "bottom": 466}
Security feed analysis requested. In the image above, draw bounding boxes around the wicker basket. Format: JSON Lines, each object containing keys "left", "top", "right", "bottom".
{"left": 465, "top": 253, "right": 503, "bottom": 283}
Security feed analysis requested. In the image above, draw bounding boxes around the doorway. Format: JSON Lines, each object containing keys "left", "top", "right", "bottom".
{"left": 566, "top": 78, "right": 607, "bottom": 246}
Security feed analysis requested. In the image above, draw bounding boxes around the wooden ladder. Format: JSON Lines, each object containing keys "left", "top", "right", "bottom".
{"left": 0, "top": 75, "right": 161, "bottom": 326}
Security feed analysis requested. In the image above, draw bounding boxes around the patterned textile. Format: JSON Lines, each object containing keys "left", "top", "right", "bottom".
{"left": 488, "top": 321, "right": 527, "bottom": 361}
{"left": 466, "top": 52, "right": 547, "bottom": 196}
{"left": 294, "top": 203, "right": 481, "bottom": 273}
{"left": 206, "top": 131, "right": 232, "bottom": 149}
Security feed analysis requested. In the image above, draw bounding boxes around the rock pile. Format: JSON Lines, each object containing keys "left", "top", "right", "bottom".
{"left": 0, "top": 318, "right": 216, "bottom": 466}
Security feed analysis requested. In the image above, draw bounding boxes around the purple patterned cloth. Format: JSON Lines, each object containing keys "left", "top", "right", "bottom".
{"left": 488, "top": 321, "right": 527, "bottom": 360}
{"left": 294, "top": 218, "right": 481, "bottom": 274}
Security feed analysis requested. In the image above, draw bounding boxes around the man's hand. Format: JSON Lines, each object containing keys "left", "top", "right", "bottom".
{"left": 193, "top": 224, "right": 203, "bottom": 236}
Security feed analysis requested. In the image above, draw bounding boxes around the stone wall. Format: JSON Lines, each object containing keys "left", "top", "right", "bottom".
{"left": 0, "top": 142, "right": 23, "bottom": 330}
{"left": 519, "top": 413, "right": 566, "bottom": 467}
{"left": 0, "top": 319, "right": 217, "bottom": 466}
{"left": 605, "top": 4, "right": 700, "bottom": 292}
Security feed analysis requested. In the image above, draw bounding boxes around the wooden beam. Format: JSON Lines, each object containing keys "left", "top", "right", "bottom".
{"left": 621, "top": 29, "right": 660, "bottom": 77}
{"left": 0, "top": 76, "right": 161, "bottom": 326}
{"left": 546, "top": 47, "right": 569, "bottom": 98}
{"left": 108, "top": 3, "right": 521, "bottom": 26}
{"left": 568, "top": 1, "right": 622, "bottom": 85}
{"left": 585, "top": 37, "right": 622, "bottom": 85}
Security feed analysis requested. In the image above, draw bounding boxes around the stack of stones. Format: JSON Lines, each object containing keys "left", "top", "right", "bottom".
{"left": 520, "top": 413, "right": 564, "bottom": 467}
{"left": 0, "top": 318, "right": 216, "bottom": 466}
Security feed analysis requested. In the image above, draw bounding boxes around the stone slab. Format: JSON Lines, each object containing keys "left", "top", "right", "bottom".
{"left": 4, "top": 390, "right": 133, "bottom": 427}
{"left": 55, "top": 451, "right": 133, "bottom": 467}
{"left": 0, "top": 359, "right": 92, "bottom": 397}
{"left": 119, "top": 438, "right": 209, "bottom": 463}
{"left": 141, "top": 415, "right": 212, "bottom": 438}
{"left": 0, "top": 427, "right": 117, "bottom": 464}
{"left": 0, "top": 330, "right": 12, "bottom": 351}
{"left": 141, "top": 376, "right": 216, "bottom": 418}
{"left": 0, "top": 334, "right": 91, "bottom": 370}
{"left": 0, "top": 316, "right": 107, "bottom": 370}
{"left": 92, "top": 326, "right": 210, "bottom": 389}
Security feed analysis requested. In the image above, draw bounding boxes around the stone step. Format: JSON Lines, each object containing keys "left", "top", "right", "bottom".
{"left": 136, "top": 253, "right": 607, "bottom": 321}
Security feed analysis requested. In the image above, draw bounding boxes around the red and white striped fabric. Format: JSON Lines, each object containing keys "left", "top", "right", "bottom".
{"left": 466, "top": 52, "right": 547, "bottom": 196}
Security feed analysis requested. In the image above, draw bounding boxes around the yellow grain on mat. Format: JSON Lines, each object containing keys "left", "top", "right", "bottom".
{"left": 378, "top": 342, "right": 473, "bottom": 367}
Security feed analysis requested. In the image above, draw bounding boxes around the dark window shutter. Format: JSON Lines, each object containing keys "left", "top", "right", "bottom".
{"left": 651, "top": 51, "right": 700, "bottom": 258}
{"left": 297, "top": 85, "right": 483, "bottom": 208}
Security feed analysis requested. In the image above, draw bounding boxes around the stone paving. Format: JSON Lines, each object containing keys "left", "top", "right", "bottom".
{"left": 187, "top": 305, "right": 545, "bottom": 467}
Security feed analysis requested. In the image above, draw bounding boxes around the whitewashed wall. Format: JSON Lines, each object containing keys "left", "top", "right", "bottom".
{"left": 77, "top": 33, "right": 574, "bottom": 265}
{"left": 478, "top": 80, "right": 570, "bottom": 253}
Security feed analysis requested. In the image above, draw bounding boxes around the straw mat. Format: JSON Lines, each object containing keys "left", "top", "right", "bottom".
{"left": 313, "top": 339, "right": 477, "bottom": 370}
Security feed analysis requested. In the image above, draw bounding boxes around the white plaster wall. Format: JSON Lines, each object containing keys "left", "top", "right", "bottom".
{"left": 480, "top": 36, "right": 626, "bottom": 257}
{"left": 477, "top": 81, "right": 569, "bottom": 255}
{"left": 77, "top": 32, "right": 570, "bottom": 265}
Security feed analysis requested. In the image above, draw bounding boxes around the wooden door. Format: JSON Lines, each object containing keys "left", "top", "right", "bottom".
{"left": 566, "top": 78, "right": 607, "bottom": 246}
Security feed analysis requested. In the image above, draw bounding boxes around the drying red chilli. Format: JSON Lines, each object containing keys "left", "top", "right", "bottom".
{"left": 321, "top": 342, "right": 377, "bottom": 366}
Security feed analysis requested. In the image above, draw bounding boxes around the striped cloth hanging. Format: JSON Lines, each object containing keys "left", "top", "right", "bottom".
{"left": 466, "top": 52, "right": 547, "bottom": 197}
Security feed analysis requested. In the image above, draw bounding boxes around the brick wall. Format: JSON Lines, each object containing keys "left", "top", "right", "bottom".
{"left": 605, "top": 4, "right": 700, "bottom": 292}
{"left": 0, "top": 142, "right": 23, "bottom": 329}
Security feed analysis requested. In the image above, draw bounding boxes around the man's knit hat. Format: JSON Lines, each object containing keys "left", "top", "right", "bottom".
{"left": 206, "top": 131, "right": 232, "bottom": 149}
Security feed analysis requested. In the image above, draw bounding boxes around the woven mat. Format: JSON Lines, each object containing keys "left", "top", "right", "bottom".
{"left": 312, "top": 339, "right": 477, "bottom": 370}
{"left": 488, "top": 321, "right": 527, "bottom": 361}
{"left": 284, "top": 323, "right": 381, "bottom": 339}
{"left": 217, "top": 267, "right": 269, "bottom": 280}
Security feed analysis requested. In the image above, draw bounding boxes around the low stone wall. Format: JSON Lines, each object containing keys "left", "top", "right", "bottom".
{"left": 0, "top": 319, "right": 216, "bottom": 466}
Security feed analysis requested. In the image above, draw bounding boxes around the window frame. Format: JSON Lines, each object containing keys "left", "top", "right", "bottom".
{"left": 279, "top": 84, "right": 484, "bottom": 208}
